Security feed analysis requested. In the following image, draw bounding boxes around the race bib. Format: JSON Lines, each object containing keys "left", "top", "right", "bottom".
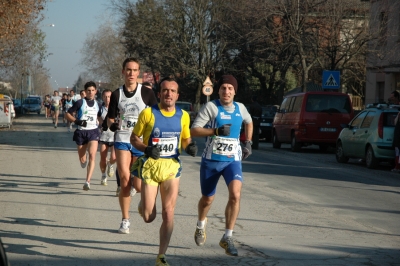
{"left": 152, "top": 137, "right": 177, "bottom": 156}
{"left": 212, "top": 137, "right": 238, "bottom": 156}
{"left": 120, "top": 115, "right": 137, "bottom": 131}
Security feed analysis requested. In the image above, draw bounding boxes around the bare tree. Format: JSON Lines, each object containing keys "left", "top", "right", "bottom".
{"left": 80, "top": 17, "right": 126, "bottom": 90}
{"left": 114, "top": 0, "right": 227, "bottom": 107}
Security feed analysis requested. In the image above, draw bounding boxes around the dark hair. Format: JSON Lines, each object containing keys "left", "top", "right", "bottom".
{"left": 392, "top": 91, "right": 399, "bottom": 99}
{"left": 142, "top": 81, "right": 152, "bottom": 88}
{"left": 102, "top": 88, "right": 112, "bottom": 96}
{"left": 80, "top": 90, "right": 85, "bottom": 94}
{"left": 122, "top": 57, "right": 140, "bottom": 69}
{"left": 158, "top": 76, "right": 179, "bottom": 92}
{"left": 84, "top": 81, "right": 97, "bottom": 90}
{"left": 252, "top": 95, "right": 258, "bottom": 102}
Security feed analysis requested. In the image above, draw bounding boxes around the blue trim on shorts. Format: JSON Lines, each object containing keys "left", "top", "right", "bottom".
{"left": 200, "top": 159, "right": 243, "bottom": 197}
{"left": 114, "top": 141, "right": 144, "bottom": 157}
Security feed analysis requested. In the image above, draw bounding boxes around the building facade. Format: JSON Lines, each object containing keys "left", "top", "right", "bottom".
{"left": 366, "top": 0, "right": 400, "bottom": 104}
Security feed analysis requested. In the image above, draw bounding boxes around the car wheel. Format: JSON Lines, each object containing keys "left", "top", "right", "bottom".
{"left": 291, "top": 133, "right": 301, "bottom": 152}
{"left": 272, "top": 131, "right": 281, "bottom": 149}
{"left": 335, "top": 141, "right": 349, "bottom": 163}
{"left": 365, "top": 146, "right": 378, "bottom": 169}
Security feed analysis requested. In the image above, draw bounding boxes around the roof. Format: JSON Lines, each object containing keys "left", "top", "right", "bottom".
{"left": 285, "top": 82, "right": 324, "bottom": 96}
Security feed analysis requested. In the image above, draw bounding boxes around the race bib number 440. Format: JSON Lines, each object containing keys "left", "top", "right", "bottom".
{"left": 152, "top": 137, "right": 177, "bottom": 156}
{"left": 212, "top": 137, "right": 238, "bottom": 156}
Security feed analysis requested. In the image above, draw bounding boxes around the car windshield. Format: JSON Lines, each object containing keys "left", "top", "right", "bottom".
{"left": 176, "top": 102, "right": 191, "bottom": 111}
{"left": 24, "top": 99, "right": 39, "bottom": 104}
{"left": 262, "top": 106, "right": 277, "bottom": 117}
{"left": 305, "top": 95, "right": 351, "bottom": 114}
{"left": 13, "top": 99, "right": 21, "bottom": 105}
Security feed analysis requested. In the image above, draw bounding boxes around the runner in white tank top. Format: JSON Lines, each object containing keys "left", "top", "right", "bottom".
{"left": 107, "top": 58, "right": 157, "bottom": 234}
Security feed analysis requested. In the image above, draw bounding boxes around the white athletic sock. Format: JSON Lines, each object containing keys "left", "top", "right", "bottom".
{"left": 197, "top": 219, "right": 206, "bottom": 229}
{"left": 225, "top": 229, "right": 233, "bottom": 238}
{"left": 102, "top": 173, "right": 106, "bottom": 178}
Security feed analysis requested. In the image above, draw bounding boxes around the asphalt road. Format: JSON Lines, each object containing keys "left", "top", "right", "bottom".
{"left": 0, "top": 114, "right": 399, "bottom": 266}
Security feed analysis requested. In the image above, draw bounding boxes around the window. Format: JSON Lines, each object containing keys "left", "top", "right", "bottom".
{"left": 379, "top": 11, "right": 388, "bottom": 46}
{"left": 360, "top": 111, "right": 375, "bottom": 128}
{"left": 385, "top": 113, "right": 397, "bottom": 127}
{"left": 350, "top": 111, "right": 367, "bottom": 129}
{"left": 292, "top": 96, "right": 303, "bottom": 112}
{"left": 306, "top": 94, "right": 351, "bottom": 113}
{"left": 280, "top": 98, "right": 289, "bottom": 113}
{"left": 286, "top": 97, "right": 295, "bottom": 112}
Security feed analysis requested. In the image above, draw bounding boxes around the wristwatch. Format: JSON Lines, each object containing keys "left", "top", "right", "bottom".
{"left": 245, "top": 140, "right": 253, "bottom": 145}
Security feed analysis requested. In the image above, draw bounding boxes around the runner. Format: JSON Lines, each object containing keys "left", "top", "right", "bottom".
{"left": 107, "top": 57, "right": 157, "bottom": 234}
{"left": 64, "top": 94, "right": 74, "bottom": 132}
{"left": 50, "top": 91, "right": 62, "bottom": 128}
{"left": 44, "top": 95, "right": 51, "bottom": 118}
{"left": 65, "top": 81, "right": 100, "bottom": 191}
{"left": 98, "top": 89, "right": 116, "bottom": 185}
{"left": 130, "top": 77, "right": 197, "bottom": 266}
{"left": 191, "top": 74, "right": 253, "bottom": 256}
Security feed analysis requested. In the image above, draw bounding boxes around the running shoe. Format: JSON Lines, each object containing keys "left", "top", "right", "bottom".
{"left": 101, "top": 176, "right": 107, "bottom": 186}
{"left": 80, "top": 152, "right": 88, "bottom": 168}
{"left": 194, "top": 218, "right": 207, "bottom": 246}
{"left": 118, "top": 219, "right": 130, "bottom": 234}
{"left": 219, "top": 234, "right": 238, "bottom": 256}
{"left": 155, "top": 254, "right": 170, "bottom": 266}
{"left": 83, "top": 182, "right": 90, "bottom": 191}
{"left": 68, "top": 128, "right": 71, "bottom": 133}
{"left": 107, "top": 161, "right": 114, "bottom": 177}
{"left": 130, "top": 187, "right": 137, "bottom": 197}
{"left": 116, "top": 186, "right": 121, "bottom": 197}
{"left": 138, "top": 200, "right": 143, "bottom": 217}
{"left": 54, "top": 124, "right": 57, "bottom": 128}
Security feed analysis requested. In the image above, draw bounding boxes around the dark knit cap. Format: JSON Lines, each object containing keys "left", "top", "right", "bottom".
{"left": 217, "top": 75, "right": 238, "bottom": 93}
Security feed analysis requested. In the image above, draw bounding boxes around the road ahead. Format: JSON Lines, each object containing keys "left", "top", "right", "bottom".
{"left": 0, "top": 115, "right": 399, "bottom": 266}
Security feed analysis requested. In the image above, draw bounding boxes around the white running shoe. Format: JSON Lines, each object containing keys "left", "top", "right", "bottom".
{"left": 107, "top": 161, "right": 115, "bottom": 177}
{"left": 101, "top": 176, "right": 107, "bottom": 186}
{"left": 118, "top": 219, "right": 130, "bottom": 234}
{"left": 83, "top": 182, "right": 90, "bottom": 191}
{"left": 116, "top": 187, "right": 121, "bottom": 197}
{"left": 130, "top": 187, "right": 137, "bottom": 197}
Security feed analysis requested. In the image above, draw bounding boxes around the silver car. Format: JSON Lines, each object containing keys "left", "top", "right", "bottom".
{"left": 336, "top": 104, "right": 398, "bottom": 168}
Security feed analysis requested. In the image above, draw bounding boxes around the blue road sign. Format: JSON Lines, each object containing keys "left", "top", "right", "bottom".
{"left": 322, "top": 70, "right": 340, "bottom": 89}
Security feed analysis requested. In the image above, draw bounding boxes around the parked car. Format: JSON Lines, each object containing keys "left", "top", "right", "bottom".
{"left": 272, "top": 91, "right": 354, "bottom": 152}
{"left": 260, "top": 105, "right": 279, "bottom": 141}
{"left": 176, "top": 101, "right": 196, "bottom": 126}
{"left": 336, "top": 103, "right": 398, "bottom": 169}
{"left": 22, "top": 98, "right": 42, "bottom": 114}
{"left": 12, "top": 99, "right": 21, "bottom": 114}
{"left": 27, "top": 95, "right": 43, "bottom": 106}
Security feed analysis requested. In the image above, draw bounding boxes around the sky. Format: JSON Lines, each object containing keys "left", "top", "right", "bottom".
{"left": 41, "top": 0, "right": 115, "bottom": 91}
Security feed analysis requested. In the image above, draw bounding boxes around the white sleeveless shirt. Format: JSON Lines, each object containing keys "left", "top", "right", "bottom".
{"left": 115, "top": 84, "right": 147, "bottom": 143}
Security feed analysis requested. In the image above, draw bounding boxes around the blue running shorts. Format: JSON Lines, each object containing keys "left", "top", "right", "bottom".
{"left": 200, "top": 159, "right": 243, "bottom": 197}
{"left": 114, "top": 141, "right": 144, "bottom": 157}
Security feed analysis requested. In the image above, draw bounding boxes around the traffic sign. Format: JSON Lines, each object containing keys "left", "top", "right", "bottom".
{"left": 203, "top": 76, "right": 212, "bottom": 86}
{"left": 202, "top": 85, "right": 213, "bottom": 96}
{"left": 322, "top": 70, "right": 340, "bottom": 89}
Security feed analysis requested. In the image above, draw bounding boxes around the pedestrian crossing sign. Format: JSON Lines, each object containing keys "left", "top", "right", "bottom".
{"left": 322, "top": 70, "right": 340, "bottom": 89}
